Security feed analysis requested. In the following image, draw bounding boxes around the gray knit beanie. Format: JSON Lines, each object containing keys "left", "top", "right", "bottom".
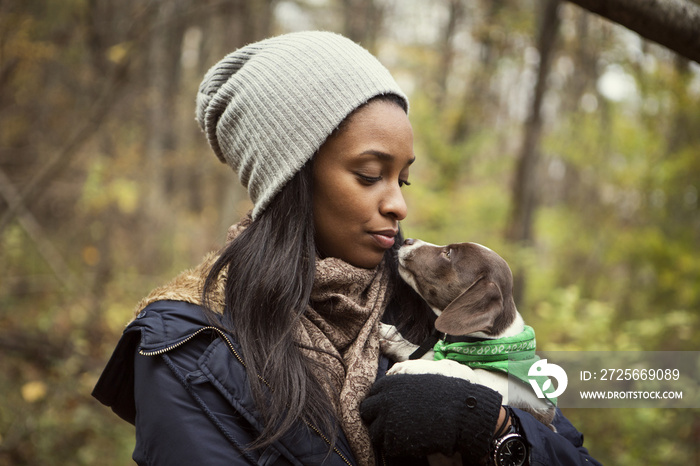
{"left": 195, "top": 31, "right": 408, "bottom": 219}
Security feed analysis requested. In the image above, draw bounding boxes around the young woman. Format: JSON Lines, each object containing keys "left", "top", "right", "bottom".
{"left": 93, "top": 31, "right": 601, "bottom": 466}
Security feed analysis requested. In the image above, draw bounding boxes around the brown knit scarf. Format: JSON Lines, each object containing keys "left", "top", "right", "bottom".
{"left": 134, "top": 218, "right": 390, "bottom": 466}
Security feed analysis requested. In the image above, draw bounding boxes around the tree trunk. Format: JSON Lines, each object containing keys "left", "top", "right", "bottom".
{"left": 506, "top": 0, "right": 562, "bottom": 305}
{"left": 434, "top": 0, "right": 464, "bottom": 110}
{"left": 146, "top": 0, "right": 185, "bottom": 216}
{"left": 341, "top": 0, "right": 384, "bottom": 53}
{"left": 450, "top": 0, "right": 504, "bottom": 144}
{"left": 567, "top": 0, "right": 700, "bottom": 64}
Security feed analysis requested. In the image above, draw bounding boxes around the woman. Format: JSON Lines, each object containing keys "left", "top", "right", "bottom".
{"left": 93, "top": 31, "right": 600, "bottom": 466}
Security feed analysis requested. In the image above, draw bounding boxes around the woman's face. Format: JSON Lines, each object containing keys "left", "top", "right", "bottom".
{"left": 312, "top": 100, "right": 414, "bottom": 269}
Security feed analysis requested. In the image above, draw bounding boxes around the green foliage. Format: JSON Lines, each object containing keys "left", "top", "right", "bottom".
{"left": 564, "top": 407, "right": 699, "bottom": 465}
{"left": 404, "top": 94, "right": 514, "bottom": 247}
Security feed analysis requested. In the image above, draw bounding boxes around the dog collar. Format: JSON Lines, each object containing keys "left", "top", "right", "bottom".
{"left": 433, "top": 326, "right": 556, "bottom": 405}
{"left": 434, "top": 325, "right": 537, "bottom": 362}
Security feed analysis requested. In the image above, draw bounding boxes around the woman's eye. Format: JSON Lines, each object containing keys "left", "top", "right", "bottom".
{"left": 357, "top": 174, "right": 382, "bottom": 184}
{"left": 356, "top": 173, "right": 411, "bottom": 187}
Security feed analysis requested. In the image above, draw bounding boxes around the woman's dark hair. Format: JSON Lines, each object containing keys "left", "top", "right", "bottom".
{"left": 202, "top": 94, "right": 432, "bottom": 449}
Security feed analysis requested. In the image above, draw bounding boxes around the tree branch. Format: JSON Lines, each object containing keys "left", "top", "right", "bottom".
{"left": 0, "top": 167, "right": 80, "bottom": 291}
{"left": 566, "top": 0, "right": 700, "bottom": 64}
{"left": 0, "top": 58, "right": 131, "bottom": 235}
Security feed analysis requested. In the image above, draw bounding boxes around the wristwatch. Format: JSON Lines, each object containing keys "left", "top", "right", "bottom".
{"left": 490, "top": 409, "right": 529, "bottom": 466}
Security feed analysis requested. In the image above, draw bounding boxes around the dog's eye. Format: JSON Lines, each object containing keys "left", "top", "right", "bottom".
{"left": 443, "top": 248, "right": 452, "bottom": 259}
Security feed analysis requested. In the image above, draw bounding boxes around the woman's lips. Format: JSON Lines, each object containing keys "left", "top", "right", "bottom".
{"left": 370, "top": 230, "right": 397, "bottom": 249}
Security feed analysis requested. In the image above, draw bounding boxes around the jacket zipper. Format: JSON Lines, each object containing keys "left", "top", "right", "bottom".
{"left": 305, "top": 422, "right": 353, "bottom": 466}
{"left": 140, "top": 326, "right": 355, "bottom": 465}
{"left": 139, "top": 326, "right": 221, "bottom": 356}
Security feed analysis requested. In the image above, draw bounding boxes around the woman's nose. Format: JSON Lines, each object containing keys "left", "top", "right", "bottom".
{"left": 381, "top": 185, "right": 407, "bottom": 220}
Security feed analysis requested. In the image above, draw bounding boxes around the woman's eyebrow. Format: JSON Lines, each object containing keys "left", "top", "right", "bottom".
{"left": 359, "top": 149, "right": 416, "bottom": 165}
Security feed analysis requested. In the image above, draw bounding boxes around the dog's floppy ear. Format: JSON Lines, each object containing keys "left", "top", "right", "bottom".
{"left": 434, "top": 277, "right": 503, "bottom": 336}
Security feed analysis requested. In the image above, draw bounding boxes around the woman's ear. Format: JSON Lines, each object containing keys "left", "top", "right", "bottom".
{"left": 434, "top": 278, "right": 503, "bottom": 336}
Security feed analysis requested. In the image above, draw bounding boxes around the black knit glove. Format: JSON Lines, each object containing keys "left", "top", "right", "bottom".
{"left": 360, "top": 374, "right": 502, "bottom": 462}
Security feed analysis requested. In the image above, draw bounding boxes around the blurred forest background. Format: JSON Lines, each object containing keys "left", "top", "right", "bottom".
{"left": 1, "top": 0, "right": 699, "bottom": 464}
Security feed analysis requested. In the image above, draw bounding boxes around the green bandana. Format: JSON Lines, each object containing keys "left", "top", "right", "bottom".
{"left": 433, "top": 326, "right": 556, "bottom": 405}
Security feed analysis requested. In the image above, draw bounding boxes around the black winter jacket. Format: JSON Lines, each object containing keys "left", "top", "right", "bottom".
{"left": 93, "top": 300, "right": 601, "bottom": 466}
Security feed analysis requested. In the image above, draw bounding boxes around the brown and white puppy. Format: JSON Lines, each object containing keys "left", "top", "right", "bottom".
{"left": 381, "top": 239, "right": 555, "bottom": 428}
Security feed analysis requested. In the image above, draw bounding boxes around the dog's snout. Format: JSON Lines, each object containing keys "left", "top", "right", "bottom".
{"left": 404, "top": 238, "right": 415, "bottom": 246}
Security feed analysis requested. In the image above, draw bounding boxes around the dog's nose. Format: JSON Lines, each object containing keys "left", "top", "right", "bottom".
{"left": 404, "top": 238, "right": 415, "bottom": 246}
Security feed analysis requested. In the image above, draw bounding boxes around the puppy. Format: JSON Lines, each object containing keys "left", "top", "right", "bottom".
{"left": 381, "top": 239, "right": 556, "bottom": 430}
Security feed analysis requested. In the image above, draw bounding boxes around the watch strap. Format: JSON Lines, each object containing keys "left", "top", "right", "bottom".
{"left": 493, "top": 405, "right": 512, "bottom": 439}
{"left": 490, "top": 407, "right": 529, "bottom": 466}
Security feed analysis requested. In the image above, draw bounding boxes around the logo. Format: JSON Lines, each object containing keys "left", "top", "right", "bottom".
{"left": 528, "top": 359, "right": 568, "bottom": 399}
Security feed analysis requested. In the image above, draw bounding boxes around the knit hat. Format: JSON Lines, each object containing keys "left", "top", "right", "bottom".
{"left": 195, "top": 31, "right": 408, "bottom": 219}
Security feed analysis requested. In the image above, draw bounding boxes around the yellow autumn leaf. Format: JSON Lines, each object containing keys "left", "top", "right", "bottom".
{"left": 107, "top": 42, "right": 130, "bottom": 64}
{"left": 21, "top": 381, "right": 48, "bottom": 403}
